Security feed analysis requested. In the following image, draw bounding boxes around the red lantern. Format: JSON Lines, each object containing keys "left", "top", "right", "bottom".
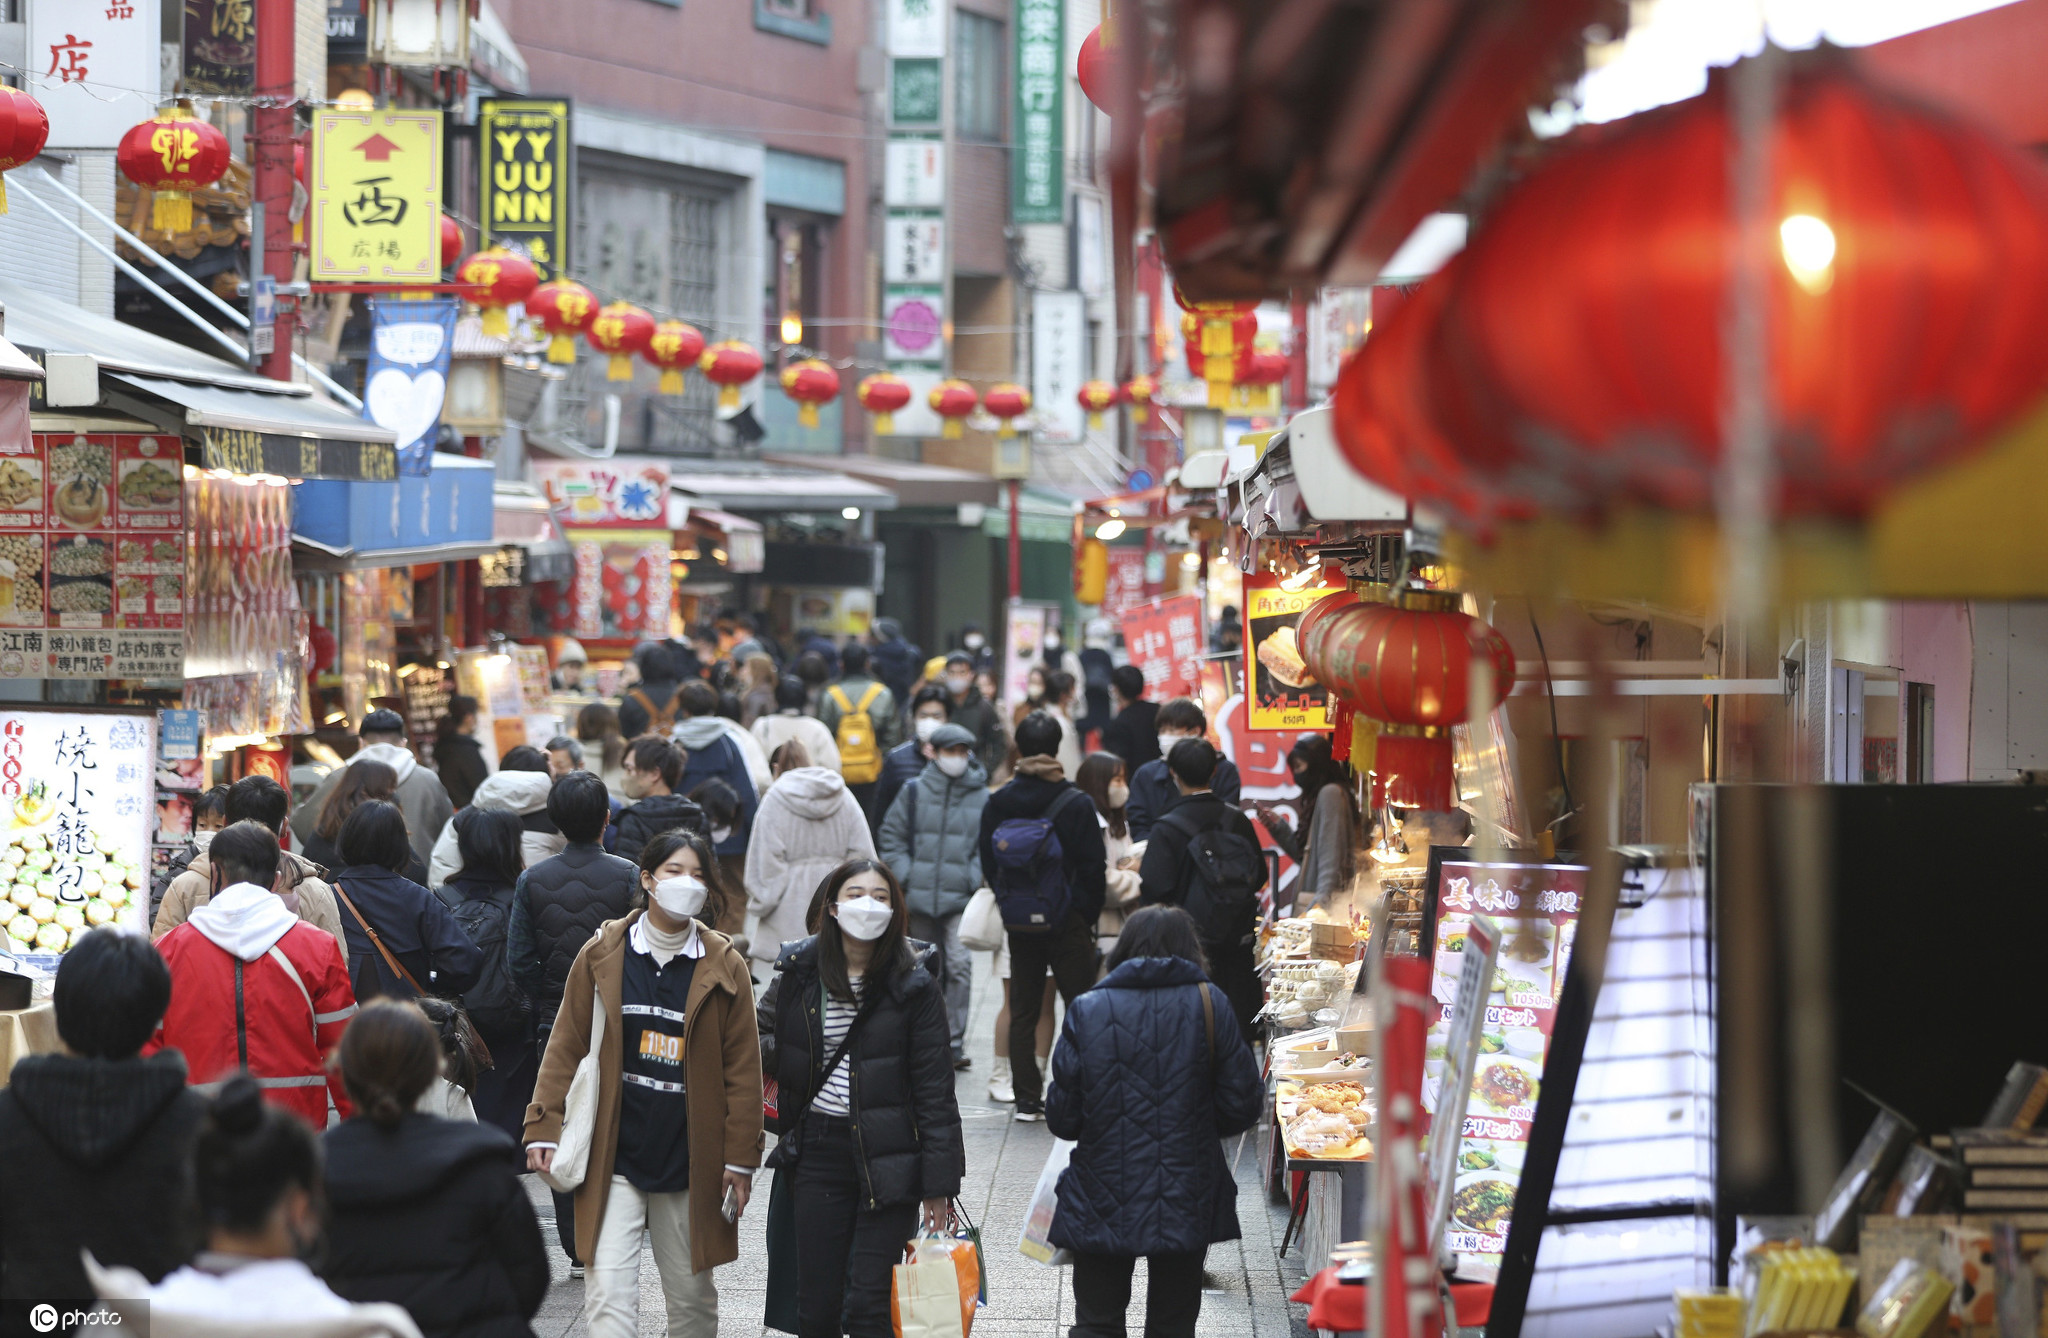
{"left": 1295, "top": 587, "right": 1363, "bottom": 687}
{"left": 1434, "top": 50, "right": 2048, "bottom": 518}
{"left": 646, "top": 320, "right": 707, "bottom": 395}
{"left": 116, "top": 107, "right": 230, "bottom": 234}
{"left": 587, "top": 302, "right": 654, "bottom": 381}
{"left": 1077, "top": 26, "right": 1114, "bottom": 115}
{"left": 527, "top": 280, "right": 599, "bottom": 366}
{"left": 0, "top": 88, "right": 48, "bottom": 215}
{"left": 700, "top": 341, "right": 764, "bottom": 409}
{"left": 1181, "top": 309, "right": 1256, "bottom": 384}
{"left": 858, "top": 372, "right": 913, "bottom": 434}
{"left": 1077, "top": 380, "right": 1121, "bottom": 430}
{"left": 1242, "top": 350, "right": 1289, "bottom": 388}
{"left": 456, "top": 248, "right": 540, "bottom": 338}
{"left": 1122, "top": 374, "right": 1156, "bottom": 425}
{"left": 781, "top": 359, "right": 842, "bottom": 427}
{"left": 929, "top": 379, "right": 979, "bottom": 438}
{"left": 1315, "top": 592, "right": 1516, "bottom": 810}
{"left": 439, "top": 215, "right": 463, "bottom": 271}
{"left": 984, "top": 383, "right": 1031, "bottom": 438}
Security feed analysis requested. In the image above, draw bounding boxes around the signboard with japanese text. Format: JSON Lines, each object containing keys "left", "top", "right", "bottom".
{"left": 0, "top": 708, "right": 158, "bottom": 956}
{"left": 884, "top": 215, "right": 945, "bottom": 285}
{"left": 1123, "top": 595, "right": 1204, "bottom": 701}
{"left": 884, "top": 138, "right": 945, "bottom": 207}
{"left": 310, "top": 107, "right": 444, "bottom": 283}
{"left": 887, "top": 0, "right": 945, "bottom": 56}
{"left": 479, "top": 98, "right": 572, "bottom": 281}
{"left": 531, "top": 457, "right": 670, "bottom": 529}
{"left": 158, "top": 709, "right": 201, "bottom": 760}
{"left": 1100, "top": 548, "right": 1147, "bottom": 618}
{"left": 1427, "top": 913, "right": 1500, "bottom": 1257}
{"left": 1032, "top": 289, "right": 1086, "bottom": 442}
{"left": 28, "top": 0, "right": 160, "bottom": 150}
{"left": 1011, "top": 0, "right": 1064, "bottom": 224}
{"left": 363, "top": 297, "right": 458, "bottom": 476}
{"left": 1241, "top": 569, "right": 1343, "bottom": 732}
{"left": 182, "top": 0, "right": 256, "bottom": 95}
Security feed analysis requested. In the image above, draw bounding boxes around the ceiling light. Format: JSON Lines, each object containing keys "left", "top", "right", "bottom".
{"left": 1095, "top": 518, "right": 1126, "bottom": 541}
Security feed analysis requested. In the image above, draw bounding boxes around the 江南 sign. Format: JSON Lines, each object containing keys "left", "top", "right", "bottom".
{"left": 310, "top": 107, "right": 444, "bottom": 282}
{"left": 1011, "top": 0, "right": 1063, "bottom": 224}
{"left": 479, "top": 98, "right": 571, "bottom": 282}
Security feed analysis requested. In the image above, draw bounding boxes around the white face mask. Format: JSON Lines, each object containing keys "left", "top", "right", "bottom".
{"left": 914, "top": 715, "right": 943, "bottom": 742}
{"left": 943, "top": 673, "right": 972, "bottom": 694}
{"left": 935, "top": 752, "right": 970, "bottom": 778}
{"left": 711, "top": 825, "right": 732, "bottom": 846}
{"left": 652, "top": 874, "right": 707, "bottom": 919}
{"left": 1159, "top": 733, "right": 1189, "bottom": 760}
{"left": 1043, "top": 634, "right": 1061, "bottom": 651}
{"left": 963, "top": 634, "right": 984, "bottom": 651}
{"left": 836, "top": 894, "right": 894, "bottom": 942}
{"left": 1107, "top": 781, "right": 1129, "bottom": 807}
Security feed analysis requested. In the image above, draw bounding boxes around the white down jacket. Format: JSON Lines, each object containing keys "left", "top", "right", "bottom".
{"left": 426, "top": 770, "right": 565, "bottom": 887}
{"left": 742, "top": 766, "right": 874, "bottom": 963}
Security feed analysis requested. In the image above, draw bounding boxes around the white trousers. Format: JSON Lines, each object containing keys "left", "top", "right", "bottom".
{"left": 587, "top": 1173, "right": 720, "bottom": 1338}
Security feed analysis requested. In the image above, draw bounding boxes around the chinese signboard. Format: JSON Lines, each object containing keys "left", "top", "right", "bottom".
{"left": 1101, "top": 547, "right": 1147, "bottom": 618}
{"left": 478, "top": 99, "right": 571, "bottom": 281}
{"left": 182, "top": 0, "right": 256, "bottom": 95}
{"left": 1032, "top": 289, "right": 1086, "bottom": 442}
{"left": 363, "top": 297, "right": 458, "bottom": 476}
{"left": 883, "top": 215, "right": 946, "bottom": 284}
{"left": 887, "top": 0, "right": 945, "bottom": 56}
{"left": 884, "top": 138, "right": 945, "bottom": 207}
{"left": 28, "top": 0, "right": 161, "bottom": 150}
{"left": 310, "top": 107, "right": 444, "bottom": 283}
{"left": 531, "top": 457, "right": 671, "bottom": 529}
{"left": 1241, "top": 569, "right": 1343, "bottom": 731}
{"left": 1011, "top": 0, "right": 1064, "bottom": 224}
{"left": 1124, "top": 595, "right": 1204, "bottom": 701}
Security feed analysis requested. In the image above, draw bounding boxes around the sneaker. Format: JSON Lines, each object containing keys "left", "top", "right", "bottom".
{"left": 568, "top": 1264, "right": 585, "bottom": 1280}
{"left": 1014, "top": 1101, "right": 1045, "bottom": 1123}
{"left": 988, "top": 1057, "right": 1014, "bottom": 1104}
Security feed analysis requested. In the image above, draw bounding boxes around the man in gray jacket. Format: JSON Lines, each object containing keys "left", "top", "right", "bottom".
{"left": 295, "top": 709, "right": 454, "bottom": 872}
{"left": 877, "top": 723, "right": 987, "bottom": 1068}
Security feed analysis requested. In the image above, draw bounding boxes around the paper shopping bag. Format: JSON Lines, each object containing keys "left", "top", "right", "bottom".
{"left": 892, "top": 1235, "right": 967, "bottom": 1338}
{"left": 1017, "top": 1139, "right": 1075, "bottom": 1267}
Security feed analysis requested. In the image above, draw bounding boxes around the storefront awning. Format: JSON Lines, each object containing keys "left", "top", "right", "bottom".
{"left": 666, "top": 463, "right": 898, "bottom": 514}
{"left": 108, "top": 373, "right": 399, "bottom": 481}
{"left": 764, "top": 452, "right": 999, "bottom": 507}
{"left": 292, "top": 454, "right": 496, "bottom": 569}
{"left": 493, "top": 481, "right": 558, "bottom": 545}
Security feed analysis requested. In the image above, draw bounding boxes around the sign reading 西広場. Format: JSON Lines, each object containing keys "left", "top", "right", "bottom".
{"left": 310, "top": 107, "right": 443, "bottom": 282}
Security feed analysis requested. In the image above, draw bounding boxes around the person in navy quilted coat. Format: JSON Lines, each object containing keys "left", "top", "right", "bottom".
{"left": 1044, "top": 905, "right": 1264, "bottom": 1337}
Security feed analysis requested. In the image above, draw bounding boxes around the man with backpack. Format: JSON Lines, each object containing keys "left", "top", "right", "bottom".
{"left": 617, "top": 641, "right": 683, "bottom": 739}
{"left": 977, "top": 711, "right": 1106, "bottom": 1121}
{"left": 1138, "top": 739, "right": 1269, "bottom": 1039}
{"left": 818, "top": 642, "right": 901, "bottom": 820}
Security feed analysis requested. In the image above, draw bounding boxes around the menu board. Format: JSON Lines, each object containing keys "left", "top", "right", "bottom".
{"left": 0, "top": 708, "right": 156, "bottom": 959}
{"left": 1241, "top": 568, "right": 1344, "bottom": 731}
{"left": 1422, "top": 856, "right": 1588, "bottom": 1260}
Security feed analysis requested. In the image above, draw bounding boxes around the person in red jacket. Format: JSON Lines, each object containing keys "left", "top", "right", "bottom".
{"left": 150, "top": 821, "right": 358, "bottom": 1126}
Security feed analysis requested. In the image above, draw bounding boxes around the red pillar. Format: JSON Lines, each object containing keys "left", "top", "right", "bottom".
{"left": 253, "top": 0, "right": 296, "bottom": 381}
{"left": 1007, "top": 479, "right": 1022, "bottom": 601}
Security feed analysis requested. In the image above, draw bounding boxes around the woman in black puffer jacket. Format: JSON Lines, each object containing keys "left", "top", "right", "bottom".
{"left": 1046, "top": 905, "right": 1264, "bottom": 1338}
{"left": 763, "top": 858, "right": 963, "bottom": 1338}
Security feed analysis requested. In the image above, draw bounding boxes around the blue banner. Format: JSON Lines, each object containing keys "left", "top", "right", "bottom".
{"left": 362, "top": 296, "right": 459, "bottom": 477}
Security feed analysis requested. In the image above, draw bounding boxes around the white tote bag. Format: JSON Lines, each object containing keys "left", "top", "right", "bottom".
{"left": 539, "top": 987, "right": 605, "bottom": 1195}
{"left": 1017, "top": 1138, "right": 1075, "bottom": 1267}
{"left": 960, "top": 886, "right": 1004, "bottom": 952}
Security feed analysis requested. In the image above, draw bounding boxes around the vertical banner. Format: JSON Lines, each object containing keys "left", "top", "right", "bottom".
{"left": 28, "top": 0, "right": 160, "bottom": 149}
{"left": 1012, "top": 0, "right": 1064, "bottom": 224}
{"left": 1001, "top": 602, "right": 1050, "bottom": 708}
{"left": 1241, "top": 569, "right": 1344, "bottom": 732}
{"left": 1372, "top": 954, "right": 1450, "bottom": 1338}
{"left": 310, "top": 107, "right": 444, "bottom": 283}
{"left": 478, "top": 98, "right": 572, "bottom": 281}
{"left": 1123, "top": 595, "right": 1205, "bottom": 702}
{"left": 1032, "top": 289, "right": 1087, "bottom": 442}
{"left": 363, "top": 298, "right": 458, "bottom": 476}
{"left": 182, "top": 0, "right": 256, "bottom": 95}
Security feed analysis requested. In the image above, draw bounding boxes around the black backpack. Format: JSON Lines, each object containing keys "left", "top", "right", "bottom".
{"left": 1157, "top": 807, "right": 1265, "bottom": 944}
{"left": 435, "top": 886, "right": 532, "bottom": 1036}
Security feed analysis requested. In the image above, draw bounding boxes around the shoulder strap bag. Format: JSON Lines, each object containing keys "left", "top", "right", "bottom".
{"left": 333, "top": 881, "right": 428, "bottom": 997}
{"left": 540, "top": 984, "right": 606, "bottom": 1194}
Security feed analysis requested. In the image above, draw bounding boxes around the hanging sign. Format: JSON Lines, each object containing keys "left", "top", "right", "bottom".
{"left": 28, "top": 0, "right": 161, "bottom": 150}
{"left": 883, "top": 216, "right": 946, "bottom": 284}
{"left": 531, "top": 458, "right": 671, "bottom": 529}
{"left": 182, "top": 0, "right": 256, "bottom": 95}
{"left": 1241, "top": 568, "right": 1344, "bottom": 732}
{"left": 310, "top": 106, "right": 444, "bottom": 282}
{"left": 884, "top": 138, "right": 945, "bottom": 207}
{"left": 363, "top": 297, "right": 458, "bottom": 477}
{"left": 886, "top": 0, "right": 945, "bottom": 56}
{"left": 1124, "top": 595, "right": 1204, "bottom": 702}
{"left": 478, "top": 98, "right": 572, "bottom": 281}
{"left": 1032, "top": 289, "right": 1086, "bottom": 443}
{"left": 1011, "top": 0, "right": 1064, "bottom": 224}
{"left": 1101, "top": 548, "right": 1147, "bottom": 618}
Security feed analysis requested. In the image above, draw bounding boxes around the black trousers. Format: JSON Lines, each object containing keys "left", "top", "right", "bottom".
{"left": 1203, "top": 935, "right": 1261, "bottom": 1043}
{"left": 1007, "top": 914, "right": 1099, "bottom": 1108}
{"left": 793, "top": 1114, "right": 919, "bottom": 1338}
{"left": 550, "top": 1189, "right": 578, "bottom": 1265}
{"left": 1070, "top": 1250, "right": 1206, "bottom": 1338}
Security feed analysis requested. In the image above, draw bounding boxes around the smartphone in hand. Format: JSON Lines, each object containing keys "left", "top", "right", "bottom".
{"left": 721, "top": 1183, "right": 740, "bottom": 1224}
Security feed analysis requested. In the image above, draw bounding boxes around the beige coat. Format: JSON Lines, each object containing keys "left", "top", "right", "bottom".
{"left": 523, "top": 913, "right": 763, "bottom": 1272}
{"left": 154, "top": 849, "right": 346, "bottom": 957}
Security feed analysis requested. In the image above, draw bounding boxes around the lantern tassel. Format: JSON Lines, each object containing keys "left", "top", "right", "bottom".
{"left": 481, "top": 306, "right": 510, "bottom": 339}
{"left": 547, "top": 332, "right": 576, "bottom": 365}
{"left": 873, "top": 411, "right": 895, "bottom": 435}
{"left": 1087, "top": 410, "right": 1104, "bottom": 430}
{"left": 718, "top": 385, "right": 741, "bottom": 410}
{"left": 659, "top": 368, "right": 684, "bottom": 395}
{"left": 0, "top": 176, "right": 10, "bottom": 215}
{"left": 996, "top": 421, "right": 1015, "bottom": 439}
{"left": 607, "top": 353, "right": 633, "bottom": 381}
{"left": 798, "top": 403, "right": 819, "bottom": 428}
{"left": 1373, "top": 732, "right": 1455, "bottom": 812}
{"left": 151, "top": 189, "right": 193, "bottom": 235}
{"left": 1329, "top": 700, "right": 1354, "bottom": 764}
{"left": 943, "top": 419, "right": 963, "bottom": 439}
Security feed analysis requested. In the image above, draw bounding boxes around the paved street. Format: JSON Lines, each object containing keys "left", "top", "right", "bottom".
{"left": 525, "top": 951, "right": 1308, "bottom": 1336}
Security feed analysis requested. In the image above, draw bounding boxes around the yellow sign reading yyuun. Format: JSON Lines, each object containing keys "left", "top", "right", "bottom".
{"left": 310, "top": 108, "right": 444, "bottom": 282}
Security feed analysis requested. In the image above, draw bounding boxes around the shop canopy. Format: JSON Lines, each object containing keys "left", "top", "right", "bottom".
{"left": 666, "top": 460, "right": 898, "bottom": 515}
{"left": 764, "top": 452, "right": 999, "bottom": 507}
{"left": 0, "top": 278, "right": 398, "bottom": 481}
{"left": 292, "top": 454, "right": 498, "bottom": 570}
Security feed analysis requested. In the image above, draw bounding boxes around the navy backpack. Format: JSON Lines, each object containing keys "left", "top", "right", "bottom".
{"left": 988, "top": 788, "right": 1089, "bottom": 934}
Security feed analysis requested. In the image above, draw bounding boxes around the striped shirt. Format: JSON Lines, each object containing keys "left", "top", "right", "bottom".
{"left": 812, "top": 975, "right": 865, "bottom": 1117}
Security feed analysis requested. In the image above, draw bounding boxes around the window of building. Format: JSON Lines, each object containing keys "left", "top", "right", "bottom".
{"left": 954, "top": 11, "right": 1005, "bottom": 142}
{"left": 756, "top": 0, "right": 832, "bottom": 44}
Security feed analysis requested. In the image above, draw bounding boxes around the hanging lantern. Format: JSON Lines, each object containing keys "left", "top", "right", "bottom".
{"left": 1175, "top": 288, "right": 1259, "bottom": 408}
{"left": 527, "top": 280, "right": 599, "bottom": 365}
{"left": 983, "top": 384, "right": 1031, "bottom": 438}
{"left": 645, "top": 320, "right": 707, "bottom": 394}
{"left": 1122, "top": 374, "right": 1156, "bottom": 425}
{"left": 1075, "top": 536, "right": 1109, "bottom": 604}
{"left": 115, "top": 106, "right": 230, "bottom": 234}
{"left": 1077, "top": 26, "right": 1115, "bottom": 116}
{"left": 1433, "top": 49, "right": 2048, "bottom": 518}
{"left": 699, "top": 340, "right": 765, "bottom": 409}
{"left": 1077, "top": 380, "right": 1121, "bottom": 430}
{"left": 1315, "top": 591, "right": 1516, "bottom": 810}
{"left": 929, "top": 379, "right": 979, "bottom": 438}
{"left": 858, "top": 372, "right": 913, "bottom": 434}
{"left": 780, "top": 358, "right": 842, "bottom": 427}
{"left": 586, "top": 302, "right": 655, "bottom": 381}
{"left": 1242, "top": 350, "right": 1289, "bottom": 388}
{"left": 456, "top": 248, "right": 540, "bottom": 338}
{"left": 1295, "top": 587, "right": 1363, "bottom": 687}
{"left": 439, "top": 214, "right": 463, "bottom": 272}
{"left": 0, "top": 88, "right": 47, "bottom": 215}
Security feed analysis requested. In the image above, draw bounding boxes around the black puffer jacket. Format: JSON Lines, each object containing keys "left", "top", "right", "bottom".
{"left": 611, "top": 791, "right": 708, "bottom": 864}
{"left": 508, "top": 841, "right": 639, "bottom": 1031}
{"left": 323, "top": 1113, "right": 549, "bottom": 1338}
{"left": 762, "top": 936, "right": 963, "bottom": 1207}
{"left": 0, "top": 1051, "right": 206, "bottom": 1303}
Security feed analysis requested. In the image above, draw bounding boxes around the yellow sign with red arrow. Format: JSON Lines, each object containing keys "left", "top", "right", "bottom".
{"left": 309, "top": 108, "right": 444, "bottom": 282}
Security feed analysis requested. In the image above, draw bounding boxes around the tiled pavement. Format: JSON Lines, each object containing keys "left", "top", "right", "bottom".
{"left": 525, "top": 948, "right": 1311, "bottom": 1336}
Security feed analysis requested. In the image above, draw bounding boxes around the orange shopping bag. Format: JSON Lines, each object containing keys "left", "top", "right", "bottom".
{"left": 892, "top": 1229, "right": 981, "bottom": 1338}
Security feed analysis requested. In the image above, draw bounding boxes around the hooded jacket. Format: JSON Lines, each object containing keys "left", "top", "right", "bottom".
{"left": 0, "top": 1050, "right": 206, "bottom": 1302}
{"left": 427, "top": 771, "right": 566, "bottom": 887}
{"left": 433, "top": 733, "right": 490, "bottom": 812}
{"left": 610, "top": 789, "right": 708, "bottom": 866}
{"left": 322, "top": 1114, "right": 549, "bottom": 1338}
{"left": 147, "top": 881, "right": 359, "bottom": 1125}
{"left": 155, "top": 846, "right": 346, "bottom": 958}
{"left": 299, "top": 744, "right": 457, "bottom": 872}
{"left": 878, "top": 745, "right": 988, "bottom": 921}
{"left": 743, "top": 766, "right": 873, "bottom": 963}
{"left": 328, "top": 864, "right": 484, "bottom": 1004}
{"left": 751, "top": 710, "right": 841, "bottom": 774}
{"left": 1045, "top": 956, "right": 1264, "bottom": 1255}
{"left": 674, "top": 719, "right": 761, "bottom": 856}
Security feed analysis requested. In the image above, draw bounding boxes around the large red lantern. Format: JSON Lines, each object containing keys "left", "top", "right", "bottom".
{"left": 1315, "top": 591, "right": 1516, "bottom": 810}
{"left": 858, "top": 372, "right": 913, "bottom": 434}
{"left": 1077, "top": 26, "right": 1114, "bottom": 115}
{"left": 929, "top": 379, "right": 978, "bottom": 438}
{"left": 1122, "top": 374, "right": 1156, "bottom": 425}
{"left": 781, "top": 359, "right": 841, "bottom": 427}
{"left": 1242, "top": 350, "right": 1289, "bottom": 388}
{"left": 456, "top": 248, "right": 540, "bottom": 338}
{"left": 439, "top": 214, "right": 463, "bottom": 271}
{"left": 116, "top": 107, "right": 230, "bottom": 233}
{"left": 1077, "top": 380, "right": 1120, "bottom": 430}
{"left": 646, "top": 320, "right": 707, "bottom": 395}
{"left": 699, "top": 341, "right": 764, "bottom": 409}
{"left": 1295, "top": 587, "right": 1362, "bottom": 688}
{"left": 1434, "top": 50, "right": 2048, "bottom": 518}
{"left": 0, "top": 88, "right": 48, "bottom": 215}
{"left": 527, "top": 280, "right": 599, "bottom": 365}
{"left": 587, "top": 302, "right": 654, "bottom": 381}
{"left": 1180, "top": 309, "right": 1256, "bottom": 384}
{"left": 984, "top": 383, "right": 1031, "bottom": 438}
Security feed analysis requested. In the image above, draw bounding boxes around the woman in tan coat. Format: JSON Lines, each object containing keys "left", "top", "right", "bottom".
{"left": 523, "top": 830, "right": 762, "bottom": 1338}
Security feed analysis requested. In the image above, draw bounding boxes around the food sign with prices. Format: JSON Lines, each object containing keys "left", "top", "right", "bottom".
{"left": 1425, "top": 913, "right": 1499, "bottom": 1259}
{"left": 513, "top": 645, "right": 553, "bottom": 714}
{"left": 0, "top": 709, "right": 155, "bottom": 957}
{"left": 531, "top": 458, "right": 671, "bottom": 529}
{"left": 310, "top": 107, "right": 444, "bottom": 283}
{"left": 565, "top": 531, "right": 670, "bottom": 642}
{"left": 478, "top": 99, "right": 571, "bottom": 281}
{"left": 1010, "top": 0, "right": 1063, "bottom": 224}
{"left": 1371, "top": 954, "right": 1449, "bottom": 1338}
{"left": 28, "top": 0, "right": 161, "bottom": 150}
{"left": 1241, "top": 568, "right": 1344, "bottom": 732}
{"left": 1123, "top": 595, "right": 1205, "bottom": 701}
{"left": 1423, "top": 858, "right": 1588, "bottom": 1260}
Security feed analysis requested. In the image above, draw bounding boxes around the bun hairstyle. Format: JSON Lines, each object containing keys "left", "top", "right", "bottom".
{"left": 195, "top": 1075, "right": 322, "bottom": 1235}
{"left": 338, "top": 999, "right": 441, "bottom": 1128}
{"left": 415, "top": 996, "right": 493, "bottom": 1095}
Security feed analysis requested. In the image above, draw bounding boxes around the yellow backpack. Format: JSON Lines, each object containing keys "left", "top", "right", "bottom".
{"left": 829, "top": 682, "right": 886, "bottom": 783}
